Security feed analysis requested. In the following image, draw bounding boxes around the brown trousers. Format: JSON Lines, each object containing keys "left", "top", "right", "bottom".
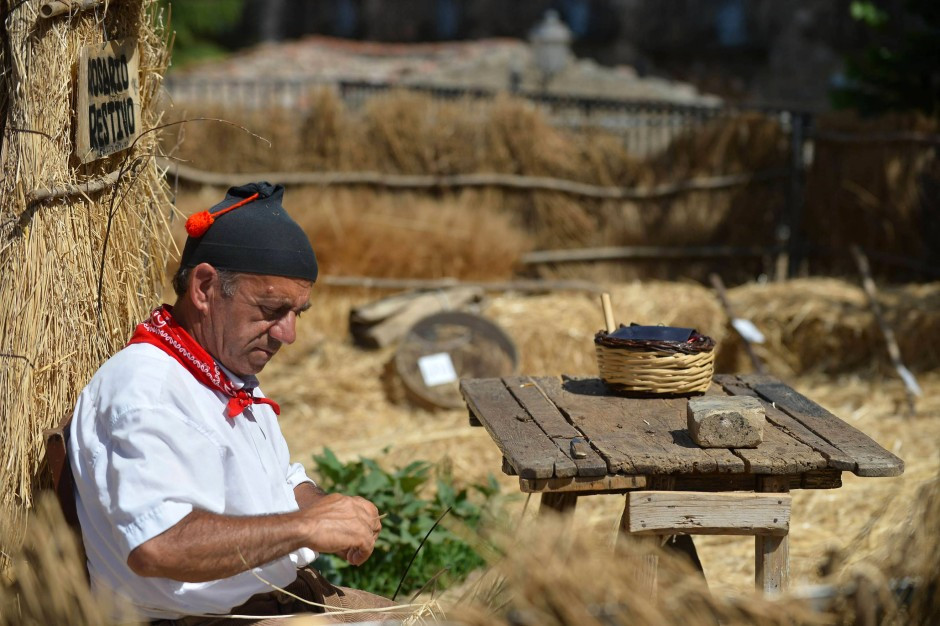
{"left": 150, "top": 567, "right": 399, "bottom": 625}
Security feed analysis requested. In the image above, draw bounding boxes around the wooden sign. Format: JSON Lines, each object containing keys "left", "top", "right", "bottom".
{"left": 75, "top": 38, "right": 141, "bottom": 163}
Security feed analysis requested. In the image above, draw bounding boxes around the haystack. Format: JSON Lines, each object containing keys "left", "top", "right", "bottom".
{"left": 161, "top": 91, "right": 790, "bottom": 283}
{"left": 0, "top": 0, "right": 172, "bottom": 512}
{"left": 725, "top": 278, "right": 940, "bottom": 376}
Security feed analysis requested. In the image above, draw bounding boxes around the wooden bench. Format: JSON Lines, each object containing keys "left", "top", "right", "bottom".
{"left": 42, "top": 412, "right": 87, "bottom": 577}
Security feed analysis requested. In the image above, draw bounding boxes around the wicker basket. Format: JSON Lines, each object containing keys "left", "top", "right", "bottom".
{"left": 594, "top": 329, "right": 716, "bottom": 395}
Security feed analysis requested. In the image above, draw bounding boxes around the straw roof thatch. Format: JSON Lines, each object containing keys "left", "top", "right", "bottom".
{"left": 0, "top": 0, "right": 172, "bottom": 509}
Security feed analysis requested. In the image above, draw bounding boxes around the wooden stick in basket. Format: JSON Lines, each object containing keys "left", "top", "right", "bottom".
{"left": 600, "top": 293, "right": 616, "bottom": 334}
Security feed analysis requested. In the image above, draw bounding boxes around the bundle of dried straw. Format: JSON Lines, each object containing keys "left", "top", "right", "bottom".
{"left": 0, "top": 0, "right": 173, "bottom": 515}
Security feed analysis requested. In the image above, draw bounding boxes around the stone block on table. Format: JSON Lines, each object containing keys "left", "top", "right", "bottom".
{"left": 687, "top": 395, "right": 765, "bottom": 448}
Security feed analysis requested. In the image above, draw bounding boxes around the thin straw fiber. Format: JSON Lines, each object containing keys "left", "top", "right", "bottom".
{"left": 0, "top": 0, "right": 172, "bottom": 510}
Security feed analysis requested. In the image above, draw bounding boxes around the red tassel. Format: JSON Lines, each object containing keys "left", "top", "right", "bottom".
{"left": 184, "top": 192, "right": 261, "bottom": 239}
{"left": 185, "top": 211, "right": 214, "bottom": 238}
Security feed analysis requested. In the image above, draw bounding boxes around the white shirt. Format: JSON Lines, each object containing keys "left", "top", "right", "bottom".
{"left": 68, "top": 343, "right": 317, "bottom": 620}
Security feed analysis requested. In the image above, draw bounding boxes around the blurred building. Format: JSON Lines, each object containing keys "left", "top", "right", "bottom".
{"left": 231, "top": 0, "right": 878, "bottom": 110}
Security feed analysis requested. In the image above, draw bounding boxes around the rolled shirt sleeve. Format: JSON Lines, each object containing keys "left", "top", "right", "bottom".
{"left": 100, "top": 406, "right": 226, "bottom": 559}
{"left": 286, "top": 461, "right": 314, "bottom": 491}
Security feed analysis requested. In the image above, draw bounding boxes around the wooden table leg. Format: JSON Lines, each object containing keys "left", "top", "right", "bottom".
{"left": 756, "top": 476, "right": 790, "bottom": 594}
{"left": 618, "top": 496, "right": 660, "bottom": 598}
{"left": 539, "top": 492, "right": 578, "bottom": 515}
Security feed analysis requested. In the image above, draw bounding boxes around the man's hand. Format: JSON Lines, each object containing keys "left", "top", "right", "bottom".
{"left": 127, "top": 492, "right": 383, "bottom": 582}
{"left": 298, "top": 493, "right": 381, "bottom": 566}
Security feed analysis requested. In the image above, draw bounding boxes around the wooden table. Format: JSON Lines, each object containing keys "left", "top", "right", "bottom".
{"left": 460, "top": 374, "right": 904, "bottom": 593}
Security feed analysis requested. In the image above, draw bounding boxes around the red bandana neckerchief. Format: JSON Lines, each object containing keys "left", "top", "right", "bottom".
{"left": 127, "top": 305, "right": 280, "bottom": 419}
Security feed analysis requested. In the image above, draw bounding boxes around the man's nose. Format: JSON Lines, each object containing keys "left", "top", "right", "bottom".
{"left": 269, "top": 312, "right": 297, "bottom": 345}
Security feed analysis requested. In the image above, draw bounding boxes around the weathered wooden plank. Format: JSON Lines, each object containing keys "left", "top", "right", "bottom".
{"left": 733, "top": 422, "right": 827, "bottom": 474}
{"left": 520, "top": 474, "right": 646, "bottom": 493}
{"left": 504, "top": 377, "right": 582, "bottom": 438}
{"left": 460, "top": 379, "right": 577, "bottom": 479}
{"left": 716, "top": 375, "right": 855, "bottom": 472}
{"left": 519, "top": 469, "right": 840, "bottom": 494}
{"left": 350, "top": 287, "right": 484, "bottom": 347}
{"left": 536, "top": 376, "right": 744, "bottom": 475}
{"left": 627, "top": 491, "right": 791, "bottom": 536}
{"left": 504, "top": 377, "right": 608, "bottom": 477}
{"left": 756, "top": 476, "right": 790, "bottom": 594}
{"left": 747, "top": 377, "right": 904, "bottom": 477}
{"left": 799, "top": 470, "right": 842, "bottom": 490}
{"left": 711, "top": 379, "right": 826, "bottom": 473}
{"left": 667, "top": 470, "right": 841, "bottom": 492}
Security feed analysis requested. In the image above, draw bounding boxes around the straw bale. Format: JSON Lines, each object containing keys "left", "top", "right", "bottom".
{"left": 881, "top": 282, "right": 940, "bottom": 372}
{"left": 0, "top": 1, "right": 172, "bottom": 507}
{"left": 162, "top": 103, "right": 304, "bottom": 173}
{"left": 297, "top": 87, "right": 348, "bottom": 172}
{"left": 170, "top": 185, "right": 532, "bottom": 281}
{"left": 725, "top": 278, "right": 940, "bottom": 376}
{"left": 163, "top": 92, "right": 791, "bottom": 284}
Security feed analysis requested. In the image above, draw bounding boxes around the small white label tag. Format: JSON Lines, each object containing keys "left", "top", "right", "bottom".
{"left": 732, "top": 318, "right": 766, "bottom": 344}
{"left": 417, "top": 352, "right": 459, "bottom": 387}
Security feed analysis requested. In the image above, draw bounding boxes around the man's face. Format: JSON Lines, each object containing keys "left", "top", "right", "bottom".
{"left": 204, "top": 273, "right": 312, "bottom": 377}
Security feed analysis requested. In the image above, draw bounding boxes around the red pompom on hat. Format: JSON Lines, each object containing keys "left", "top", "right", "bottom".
{"left": 185, "top": 211, "right": 215, "bottom": 238}
{"left": 184, "top": 192, "right": 260, "bottom": 239}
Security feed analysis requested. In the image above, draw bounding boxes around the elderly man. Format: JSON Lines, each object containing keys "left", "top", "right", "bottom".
{"left": 69, "top": 182, "right": 396, "bottom": 624}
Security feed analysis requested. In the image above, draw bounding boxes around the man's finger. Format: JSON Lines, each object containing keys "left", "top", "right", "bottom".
{"left": 346, "top": 546, "right": 372, "bottom": 566}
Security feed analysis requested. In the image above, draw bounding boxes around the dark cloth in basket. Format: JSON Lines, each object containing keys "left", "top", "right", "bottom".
{"left": 594, "top": 324, "right": 715, "bottom": 354}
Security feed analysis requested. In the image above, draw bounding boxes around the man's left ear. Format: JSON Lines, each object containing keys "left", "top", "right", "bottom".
{"left": 188, "top": 263, "right": 218, "bottom": 313}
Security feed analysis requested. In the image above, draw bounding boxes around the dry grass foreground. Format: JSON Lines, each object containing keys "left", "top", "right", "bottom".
{"left": 2, "top": 462, "right": 938, "bottom": 625}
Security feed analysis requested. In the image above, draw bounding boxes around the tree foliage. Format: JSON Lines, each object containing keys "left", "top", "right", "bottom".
{"left": 832, "top": 0, "right": 940, "bottom": 116}
{"left": 160, "top": 0, "right": 244, "bottom": 69}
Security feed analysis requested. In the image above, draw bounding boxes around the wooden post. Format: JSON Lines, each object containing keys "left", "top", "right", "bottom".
{"left": 851, "top": 245, "right": 921, "bottom": 415}
{"left": 539, "top": 492, "right": 578, "bottom": 515}
{"left": 600, "top": 293, "right": 616, "bottom": 333}
{"left": 618, "top": 497, "right": 660, "bottom": 598}
{"left": 709, "top": 273, "right": 766, "bottom": 374}
{"left": 776, "top": 111, "right": 807, "bottom": 281}
{"left": 755, "top": 476, "right": 790, "bottom": 594}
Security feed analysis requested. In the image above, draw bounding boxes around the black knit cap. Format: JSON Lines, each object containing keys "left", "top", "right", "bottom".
{"left": 180, "top": 182, "right": 318, "bottom": 282}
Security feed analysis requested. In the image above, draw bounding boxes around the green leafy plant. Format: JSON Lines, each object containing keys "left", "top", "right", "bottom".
{"left": 160, "top": 0, "right": 245, "bottom": 68}
{"left": 311, "top": 448, "right": 500, "bottom": 599}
